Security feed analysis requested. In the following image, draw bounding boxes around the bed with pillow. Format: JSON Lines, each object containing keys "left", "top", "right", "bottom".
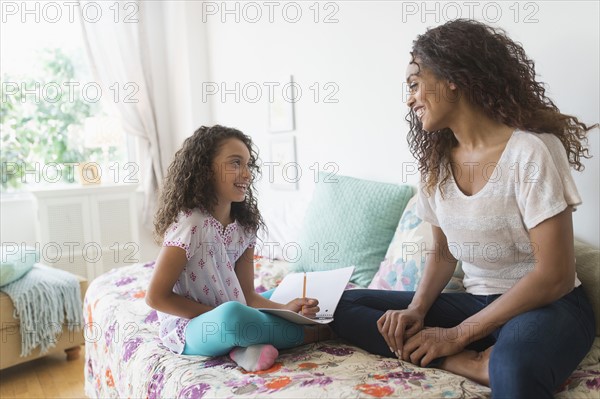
{"left": 84, "top": 175, "right": 600, "bottom": 398}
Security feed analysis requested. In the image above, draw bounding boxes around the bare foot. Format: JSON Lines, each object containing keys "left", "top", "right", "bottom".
{"left": 303, "top": 325, "right": 335, "bottom": 344}
{"left": 440, "top": 346, "right": 493, "bottom": 386}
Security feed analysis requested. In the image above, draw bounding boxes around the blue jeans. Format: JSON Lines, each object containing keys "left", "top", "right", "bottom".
{"left": 183, "top": 289, "right": 304, "bottom": 356}
{"left": 330, "top": 286, "right": 595, "bottom": 399}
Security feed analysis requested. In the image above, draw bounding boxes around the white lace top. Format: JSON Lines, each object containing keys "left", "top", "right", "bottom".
{"left": 157, "top": 208, "right": 256, "bottom": 353}
{"left": 416, "top": 129, "right": 582, "bottom": 295}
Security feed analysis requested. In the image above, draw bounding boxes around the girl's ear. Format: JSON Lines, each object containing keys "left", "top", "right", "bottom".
{"left": 448, "top": 82, "right": 457, "bottom": 90}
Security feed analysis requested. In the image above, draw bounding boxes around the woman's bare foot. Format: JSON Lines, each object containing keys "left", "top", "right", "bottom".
{"left": 303, "top": 325, "right": 336, "bottom": 344}
{"left": 440, "top": 345, "right": 493, "bottom": 386}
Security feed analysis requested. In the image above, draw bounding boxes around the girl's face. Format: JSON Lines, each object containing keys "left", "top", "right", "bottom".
{"left": 405, "top": 61, "right": 458, "bottom": 132}
{"left": 212, "top": 138, "right": 252, "bottom": 205}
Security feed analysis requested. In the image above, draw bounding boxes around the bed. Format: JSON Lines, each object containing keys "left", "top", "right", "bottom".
{"left": 84, "top": 257, "right": 600, "bottom": 398}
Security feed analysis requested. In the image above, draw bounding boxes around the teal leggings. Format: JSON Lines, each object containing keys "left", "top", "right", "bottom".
{"left": 182, "top": 290, "right": 305, "bottom": 356}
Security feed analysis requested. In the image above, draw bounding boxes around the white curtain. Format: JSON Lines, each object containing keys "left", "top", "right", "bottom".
{"left": 78, "top": 0, "right": 165, "bottom": 228}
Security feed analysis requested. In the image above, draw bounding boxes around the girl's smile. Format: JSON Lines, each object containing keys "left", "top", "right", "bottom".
{"left": 213, "top": 138, "right": 253, "bottom": 205}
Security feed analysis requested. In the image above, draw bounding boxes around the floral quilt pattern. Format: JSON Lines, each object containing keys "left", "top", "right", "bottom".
{"left": 84, "top": 259, "right": 600, "bottom": 398}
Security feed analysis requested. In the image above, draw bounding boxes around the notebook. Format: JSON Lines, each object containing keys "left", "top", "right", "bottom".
{"left": 258, "top": 266, "right": 355, "bottom": 325}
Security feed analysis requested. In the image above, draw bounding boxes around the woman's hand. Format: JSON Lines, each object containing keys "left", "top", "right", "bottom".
{"left": 377, "top": 308, "right": 425, "bottom": 357}
{"left": 283, "top": 298, "right": 320, "bottom": 318}
{"left": 402, "top": 326, "right": 466, "bottom": 367}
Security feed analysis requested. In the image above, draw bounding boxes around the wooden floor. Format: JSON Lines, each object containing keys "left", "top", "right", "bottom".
{"left": 0, "top": 346, "right": 85, "bottom": 398}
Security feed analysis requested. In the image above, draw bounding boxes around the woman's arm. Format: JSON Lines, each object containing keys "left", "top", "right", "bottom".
{"left": 378, "top": 225, "right": 458, "bottom": 356}
{"left": 146, "top": 246, "right": 214, "bottom": 319}
{"left": 403, "top": 207, "right": 576, "bottom": 366}
{"left": 411, "top": 225, "right": 460, "bottom": 314}
{"left": 454, "top": 206, "right": 575, "bottom": 344}
{"left": 235, "top": 246, "right": 319, "bottom": 316}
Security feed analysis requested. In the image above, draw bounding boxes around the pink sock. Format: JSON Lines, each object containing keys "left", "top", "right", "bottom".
{"left": 229, "top": 344, "right": 279, "bottom": 372}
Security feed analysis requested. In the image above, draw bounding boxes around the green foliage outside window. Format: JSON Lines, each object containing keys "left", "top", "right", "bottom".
{"left": 1, "top": 48, "right": 107, "bottom": 191}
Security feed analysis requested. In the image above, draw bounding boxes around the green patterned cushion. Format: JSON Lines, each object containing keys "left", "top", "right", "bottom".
{"left": 292, "top": 173, "right": 413, "bottom": 287}
{"left": 368, "top": 195, "right": 465, "bottom": 293}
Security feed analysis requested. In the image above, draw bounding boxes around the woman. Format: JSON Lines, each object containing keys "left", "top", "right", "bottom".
{"left": 330, "top": 19, "right": 597, "bottom": 398}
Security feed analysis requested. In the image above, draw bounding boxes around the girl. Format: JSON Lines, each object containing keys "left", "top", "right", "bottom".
{"left": 331, "top": 20, "right": 597, "bottom": 398}
{"left": 147, "top": 125, "right": 327, "bottom": 372}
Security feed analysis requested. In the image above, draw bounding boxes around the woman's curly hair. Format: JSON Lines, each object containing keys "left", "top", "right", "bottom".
{"left": 406, "top": 19, "right": 597, "bottom": 194}
{"left": 153, "top": 125, "right": 264, "bottom": 243}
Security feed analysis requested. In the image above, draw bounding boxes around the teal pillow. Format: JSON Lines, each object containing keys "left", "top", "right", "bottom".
{"left": 1, "top": 246, "right": 37, "bottom": 287}
{"left": 292, "top": 173, "right": 413, "bottom": 287}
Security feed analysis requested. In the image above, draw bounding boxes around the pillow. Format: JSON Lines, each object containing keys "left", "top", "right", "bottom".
{"left": 574, "top": 240, "right": 600, "bottom": 335}
{"left": 256, "top": 196, "right": 310, "bottom": 260}
{"left": 292, "top": 173, "right": 413, "bottom": 287}
{"left": 368, "top": 195, "right": 464, "bottom": 293}
{"left": 1, "top": 245, "right": 37, "bottom": 287}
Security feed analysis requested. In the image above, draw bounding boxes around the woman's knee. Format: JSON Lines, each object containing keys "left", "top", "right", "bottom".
{"left": 339, "top": 289, "right": 369, "bottom": 303}
{"left": 338, "top": 288, "right": 398, "bottom": 306}
{"left": 489, "top": 346, "right": 552, "bottom": 398}
{"left": 489, "top": 345, "right": 537, "bottom": 378}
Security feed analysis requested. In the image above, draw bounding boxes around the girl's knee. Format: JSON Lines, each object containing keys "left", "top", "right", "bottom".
{"left": 184, "top": 301, "right": 251, "bottom": 352}
{"left": 216, "top": 300, "right": 248, "bottom": 319}
{"left": 219, "top": 300, "right": 246, "bottom": 311}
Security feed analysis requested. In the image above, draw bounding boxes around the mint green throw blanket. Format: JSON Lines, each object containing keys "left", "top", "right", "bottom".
{"left": 0, "top": 263, "right": 83, "bottom": 356}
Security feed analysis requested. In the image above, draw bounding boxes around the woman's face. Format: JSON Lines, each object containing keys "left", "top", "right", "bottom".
{"left": 405, "top": 61, "right": 458, "bottom": 132}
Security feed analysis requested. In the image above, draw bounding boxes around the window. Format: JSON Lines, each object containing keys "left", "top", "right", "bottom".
{"left": 1, "top": 8, "right": 129, "bottom": 192}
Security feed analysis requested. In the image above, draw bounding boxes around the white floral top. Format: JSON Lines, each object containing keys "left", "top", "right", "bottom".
{"left": 157, "top": 208, "right": 256, "bottom": 354}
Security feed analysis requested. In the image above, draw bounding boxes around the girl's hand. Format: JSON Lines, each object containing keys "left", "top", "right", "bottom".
{"left": 402, "top": 326, "right": 466, "bottom": 367}
{"left": 377, "top": 308, "right": 425, "bottom": 358}
{"left": 283, "top": 298, "right": 320, "bottom": 318}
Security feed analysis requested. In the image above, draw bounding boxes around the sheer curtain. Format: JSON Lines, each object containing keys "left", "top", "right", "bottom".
{"left": 78, "top": 0, "right": 166, "bottom": 228}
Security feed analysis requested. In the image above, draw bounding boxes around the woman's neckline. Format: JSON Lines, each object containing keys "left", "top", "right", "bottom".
{"left": 450, "top": 128, "right": 518, "bottom": 199}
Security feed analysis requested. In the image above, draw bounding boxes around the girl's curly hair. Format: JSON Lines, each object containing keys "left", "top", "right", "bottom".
{"left": 153, "top": 125, "right": 264, "bottom": 243}
{"left": 406, "top": 19, "right": 597, "bottom": 194}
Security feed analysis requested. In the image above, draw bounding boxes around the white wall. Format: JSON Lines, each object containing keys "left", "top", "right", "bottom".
{"left": 198, "top": 0, "right": 600, "bottom": 247}
{"left": 2, "top": 1, "right": 598, "bottom": 261}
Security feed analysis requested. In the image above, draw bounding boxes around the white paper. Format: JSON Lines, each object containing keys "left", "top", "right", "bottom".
{"left": 258, "top": 266, "right": 354, "bottom": 324}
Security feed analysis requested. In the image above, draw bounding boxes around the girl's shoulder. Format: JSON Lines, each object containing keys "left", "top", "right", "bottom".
{"left": 175, "top": 207, "right": 211, "bottom": 226}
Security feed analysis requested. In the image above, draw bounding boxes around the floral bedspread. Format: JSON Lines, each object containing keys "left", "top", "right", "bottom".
{"left": 84, "top": 259, "right": 600, "bottom": 398}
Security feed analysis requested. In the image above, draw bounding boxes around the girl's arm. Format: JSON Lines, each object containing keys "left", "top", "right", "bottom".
{"left": 403, "top": 207, "right": 576, "bottom": 366}
{"left": 235, "top": 246, "right": 318, "bottom": 315}
{"left": 146, "top": 246, "right": 214, "bottom": 319}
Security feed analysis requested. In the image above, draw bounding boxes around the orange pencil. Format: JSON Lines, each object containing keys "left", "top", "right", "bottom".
{"left": 303, "top": 272, "right": 307, "bottom": 299}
